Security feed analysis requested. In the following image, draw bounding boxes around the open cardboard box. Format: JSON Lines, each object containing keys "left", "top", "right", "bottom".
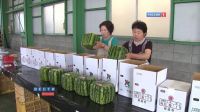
{"left": 132, "top": 64, "right": 167, "bottom": 111}
{"left": 118, "top": 59, "right": 146, "bottom": 98}
{"left": 188, "top": 72, "right": 200, "bottom": 112}
{"left": 157, "top": 79, "right": 191, "bottom": 112}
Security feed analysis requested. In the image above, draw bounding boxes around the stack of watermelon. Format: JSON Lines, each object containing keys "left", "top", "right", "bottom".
{"left": 108, "top": 45, "right": 128, "bottom": 59}
{"left": 82, "top": 33, "right": 100, "bottom": 50}
{"left": 74, "top": 75, "right": 95, "bottom": 96}
{"left": 90, "top": 81, "right": 115, "bottom": 105}
{"left": 61, "top": 72, "right": 79, "bottom": 91}
{"left": 39, "top": 66, "right": 52, "bottom": 82}
{"left": 49, "top": 68, "right": 64, "bottom": 85}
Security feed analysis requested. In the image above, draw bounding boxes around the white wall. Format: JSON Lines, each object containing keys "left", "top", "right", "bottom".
{"left": 111, "top": 0, "right": 171, "bottom": 38}
{"left": 111, "top": 0, "right": 137, "bottom": 36}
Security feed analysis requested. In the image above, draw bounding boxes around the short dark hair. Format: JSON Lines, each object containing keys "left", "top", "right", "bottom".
{"left": 132, "top": 20, "right": 147, "bottom": 33}
{"left": 99, "top": 20, "right": 114, "bottom": 34}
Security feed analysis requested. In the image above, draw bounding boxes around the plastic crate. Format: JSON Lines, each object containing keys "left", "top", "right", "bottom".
{"left": 2, "top": 55, "right": 14, "bottom": 64}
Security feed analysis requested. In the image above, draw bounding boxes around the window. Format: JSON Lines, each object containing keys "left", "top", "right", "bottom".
{"left": 173, "top": 2, "right": 200, "bottom": 42}
{"left": 14, "top": 11, "right": 24, "bottom": 33}
{"left": 44, "top": 2, "right": 65, "bottom": 35}
{"left": 13, "top": 0, "right": 24, "bottom": 9}
{"left": 67, "top": 0, "right": 73, "bottom": 34}
{"left": 32, "top": 6, "right": 42, "bottom": 34}
{"left": 8, "top": 14, "right": 14, "bottom": 33}
{"left": 32, "top": 0, "right": 41, "bottom": 4}
{"left": 85, "top": 0, "right": 107, "bottom": 34}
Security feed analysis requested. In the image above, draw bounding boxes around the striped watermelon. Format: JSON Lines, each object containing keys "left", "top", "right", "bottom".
{"left": 49, "top": 68, "right": 64, "bottom": 85}
{"left": 74, "top": 75, "right": 95, "bottom": 96}
{"left": 90, "top": 81, "right": 115, "bottom": 105}
{"left": 108, "top": 45, "right": 128, "bottom": 59}
{"left": 39, "top": 66, "right": 52, "bottom": 82}
{"left": 61, "top": 72, "right": 79, "bottom": 91}
{"left": 81, "top": 33, "right": 100, "bottom": 50}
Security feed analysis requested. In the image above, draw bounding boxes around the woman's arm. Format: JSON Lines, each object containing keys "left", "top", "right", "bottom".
{"left": 126, "top": 49, "right": 152, "bottom": 60}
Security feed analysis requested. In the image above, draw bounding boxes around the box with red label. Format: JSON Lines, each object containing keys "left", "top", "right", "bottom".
{"left": 188, "top": 72, "right": 200, "bottom": 112}
{"left": 118, "top": 59, "right": 146, "bottom": 98}
{"left": 132, "top": 65, "right": 167, "bottom": 111}
{"left": 157, "top": 79, "right": 191, "bottom": 112}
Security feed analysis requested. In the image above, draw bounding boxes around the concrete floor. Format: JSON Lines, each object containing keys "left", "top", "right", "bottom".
{"left": 0, "top": 92, "right": 16, "bottom": 112}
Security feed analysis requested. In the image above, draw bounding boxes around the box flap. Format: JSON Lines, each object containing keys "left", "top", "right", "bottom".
{"left": 54, "top": 50, "right": 73, "bottom": 54}
{"left": 90, "top": 56, "right": 104, "bottom": 59}
{"left": 193, "top": 72, "right": 200, "bottom": 81}
{"left": 160, "top": 79, "right": 191, "bottom": 92}
{"left": 136, "top": 64, "right": 164, "bottom": 72}
{"left": 76, "top": 53, "right": 94, "bottom": 56}
{"left": 122, "top": 59, "right": 146, "bottom": 65}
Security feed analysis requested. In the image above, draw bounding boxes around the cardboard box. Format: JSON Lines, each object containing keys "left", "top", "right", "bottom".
{"left": 132, "top": 65, "right": 167, "bottom": 111}
{"left": 20, "top": 47, "right": 32, "bottom": 67}
{"left": 73, "top": 53, "right": 94, "bottom": 75}
{"left": 31, "top": 49, "right": 46, "bottom": 69}
{"left": 85, "top": 56, "right": 103, "bottom": 79}
{"left": 118, "top": 59, "right": 146, "bottom": 98}
{"left": 188, "top": 72, "right": 200, "bottom": 112}
{"left": 102, "top": 58, "right": 125, "bottom": 92}
{"left": 45, "top": 51, "right": 55, "bottom": 67}
{"left": 54, "top": 51, "right": 74, "bottom": 72}
{"left": 157, "top": 79, "right": 191, "bottom": 112}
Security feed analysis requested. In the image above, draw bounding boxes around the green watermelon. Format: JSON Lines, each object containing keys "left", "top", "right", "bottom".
{"left": 82, "top": 33, "right": 100, "bottom": 50}
{"left": 49, "top": 68, "right": 64, "bottom": 85}
{"left": 74, "top": 75, "right": 95, "bottom": 96}
{"left": 39, "top": 66, "right": 52, "bottom": 82}
{"left": 90, "top": 81, "right": 115, "bottom": 105}
{"left": 108, "top": 45, "right": 128, "bottom": 59}
{"left": 61, "top": 72, "right": 79, "bottom": 91}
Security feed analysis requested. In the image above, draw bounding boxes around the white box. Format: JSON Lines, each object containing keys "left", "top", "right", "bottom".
{"left": 20, "top": 47, "right": 28, "bottom": 66}
{"left": 20, "top": 47, "right": 32, "bottom": 67}
{"left": 118, "top": 60, "right": 146, "bottom": 98}
{"left": 45, "top": 51, "right": 55, "bottom": 66}
{"left": 102, "top": 58, "right": 124, "bottom": 92}
{"left": 31, "top": 49, "right": 46, "bottom": 69}
{"left": 73, "top": 53, "right": 94, "bottom": 75}
{"left": 54, "top": 52, "right": 74, "bottom": 72}
{"left": 188, "top": 72, "right": 200, "bottom": 112}
{"left": 85, "top": 56, "right": 103, "bottom": 80}
{"left": 157, "top": 79, "right": 191, "bottom": 112}
{"left": 132, "top": 65, "right": 167, "bottom": 111}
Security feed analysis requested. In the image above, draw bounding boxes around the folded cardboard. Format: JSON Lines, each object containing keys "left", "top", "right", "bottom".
{"left": 132, "top": 64, "right": 167, "bottom": 111}
{"left": 157, "top": 79, "right": 191, "bottom": 112}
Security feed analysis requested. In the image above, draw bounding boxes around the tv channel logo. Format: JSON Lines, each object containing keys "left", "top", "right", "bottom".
{"left": 146, "top": 12, "right": 166, "bottom": 17}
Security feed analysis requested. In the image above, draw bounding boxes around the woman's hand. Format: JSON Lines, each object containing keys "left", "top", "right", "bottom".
{"left": 125, "top": 53, "right": 133, "bottom": 59}
{"left": 94, "top": 41, "right": 105, "bottom": 49}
